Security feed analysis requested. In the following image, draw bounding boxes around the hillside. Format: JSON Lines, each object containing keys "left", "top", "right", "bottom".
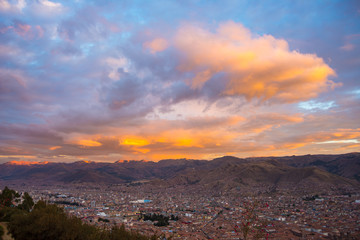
{"left": 0, "top": 159, "right": 208, "bottom": 184}
{"left": 158, "top": 160, "right": 357, "bottom": 192}
{"left": 0, "top": 153, "right": 359, "bottom": 193}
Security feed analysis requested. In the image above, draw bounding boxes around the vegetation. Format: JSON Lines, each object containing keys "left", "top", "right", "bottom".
{"left": 0, "top": 186, "right": 20, "bottom": 207}
{"left": 170, "top": 214, "right": 179, "bottom": 221}
{"left": 53, "top": 200, "right": 82, "bottom": 206}
{"left": 0, "top": 187, "right": 155, "bottom": 240}
{"left": 98, "top": 217, "right": 110, "bottom": 223}
{"left": 17, "top": 192, "right": 34, "bottom": 212}
{"left": 234, "top": 201, "right": 269, "bottom": 240}
{"left": 142, "top": 213, "right": 170, "bottom": 227}
{"left": 0, "top": 225, "right": 4, "bottom": 239}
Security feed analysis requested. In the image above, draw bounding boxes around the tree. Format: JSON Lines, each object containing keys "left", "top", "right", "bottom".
{"left": 0, "top": 186, "right": 22, "bottom": 222}
{"left": 2, "top": 189, "right": 155, "bottom": 240}
{"left": 0, "top": 186, "right": 20, "bottom": 207}
{"left": 234, "top": 201, "right": 269, "bottom": 240}
{"left": 8, "top": 200, "right": 154, "bottom": 240}
{"left": 17, "top": 192, "right": 34, "bottom": 212}
{"left": 9, "top": 200, "right": 101, "bottom": 240}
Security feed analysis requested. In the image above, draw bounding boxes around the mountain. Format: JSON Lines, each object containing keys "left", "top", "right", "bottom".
{"left": 158, "top": 160, "right": 357, "bottom": 193}
{"left": 0, "top": 159, "right": 208, "bottom": 184}
{"left": 0, "top": 153, "right": 359, "bottom": 192}
{"left": 206, "top": 153, "right": 360, "bottom": 182}
{"left": 254, "top": 152, "right": 360, "bottom": 182}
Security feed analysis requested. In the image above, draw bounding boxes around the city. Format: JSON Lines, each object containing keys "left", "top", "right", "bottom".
{"left": 4, "top": 182, "right": 359, "bottom": 239}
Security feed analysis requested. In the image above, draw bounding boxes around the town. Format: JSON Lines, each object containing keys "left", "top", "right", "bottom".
{"left": 4, "top": 183, "right": 359, "bottom": 240}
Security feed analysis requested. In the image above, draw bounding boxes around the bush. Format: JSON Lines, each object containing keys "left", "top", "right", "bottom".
{"left": 0, "top": 225, "right": 4, "bottom": 238}
{"left": 2, "top": 187, "right": 154, "bottom": 240}
{"left": 9, "top": 200, "right": 105, "bottom": 240}
{"left": 8, "top": 200, "right": 153, "bottom": 240}
{"left": 0, "top": 206, "right": 23, "bottom": 222}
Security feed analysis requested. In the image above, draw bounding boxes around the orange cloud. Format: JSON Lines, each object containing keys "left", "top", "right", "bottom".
{"left": 174, "top": 138, "right": 200, "bottom": 147}
{"left": 49, "top": 146, "right": 62, "bottom": 150}
{"left": 78, "top": 139, "right": 102, "bottom": 147}
{"left": 274, "top": 129, "right": 360, "bottom": 151}
{"left": 174, "top": 21, "right": 337, "bottom": 103}
{"left": 338, "top": 144, "right": 360, "bottom": 150}
{"left": 281, "top": 143, "right": 307, "bottom": 149}
{"left": 34, "top": 114, "right": 358, "bottom": 162}
{"left": 239, "top": 113, "right": 304, "bottom": 134}
{"left": 143, "top": 38, "right": 168, "bottom": 54}
{"left": 121, "top": 137, "right": 150, "bottom": 146}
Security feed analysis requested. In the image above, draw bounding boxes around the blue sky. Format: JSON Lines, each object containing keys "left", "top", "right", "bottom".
{"left": 0, "top": 0, "right": 359, "bottom": 163}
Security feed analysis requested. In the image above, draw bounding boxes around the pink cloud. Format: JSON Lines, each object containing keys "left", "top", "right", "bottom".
{"left": 35, "top": 25, "right": 44, "bottom": 38}
{"left": 14, "top": 23, "right": 31, "bottom": 38}
{"left": 0, "top": 25, "right": 13, "bottom": 33}
{"left": 10, "top": 22, "right": 45, "bottom": 40}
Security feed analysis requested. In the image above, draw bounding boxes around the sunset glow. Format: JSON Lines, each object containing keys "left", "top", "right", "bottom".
{"left": 0, "top": 0, "right": 359, "bottom": 163}
{"left": 6, "top": 160, "right": 49, "bottom": 165}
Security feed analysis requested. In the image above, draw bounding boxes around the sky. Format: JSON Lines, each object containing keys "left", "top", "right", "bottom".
{"left": 0, "top": 0, "right": 359, "bottom": 163}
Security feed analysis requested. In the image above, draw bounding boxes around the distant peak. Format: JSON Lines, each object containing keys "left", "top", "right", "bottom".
{"left": 115, "top": 160, "right": 128, "bottom": 163}
{"left": 115, "top": 159, "right": 150, "bottom": 163}
{"left": 82, "top": 160, "right": 93, "bottom": 163}
{"left": 6, "top": 161, "right": 49, "bottom": 166}
{"left": 75, "top": 160, "right": 94, "bottom": 164}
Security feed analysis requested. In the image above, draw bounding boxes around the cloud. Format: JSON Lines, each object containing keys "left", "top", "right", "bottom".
{"left": 77, "top": 139, "right": 102, "bottom": 147}
{"left": 38, "top": 0, "right": 61, "bottom": 8}
{"left": 37, "top": 115, "right": 245, "bottom": 160}
{"left": 143, "top": 38, "right": 169, "bottom": 54}
{"left": 0, "top": 20, "right": 45, "bottom": 41}
{"left": 29, "top": 0, "right": 66, "bottom": 17}
{"left": 0, "top": 123, "right": 63, "bottom": 145}
{"left": 298, "top": 100, "right": 335, "bottom": 111}
{"left": 58, "top": 7, "right": 120, "bottom": 42}
{"left": 340, "top": 34, "right": 360, "bottom": 51}
{"left": 173, "top": 21, "right": 338, "bottom": 103}
{"left": 340, "top": 43, "right": 355, "bottom": 51}
{"left": 0, "top": 0, "right": 358, "bottom": 163}
{"left": 49, "top": 146, "right": 61, "bottom": 150}
{"left": 0, "top": 0, "right": 26, "bottom": 13}
{"left": 269, "top": 127, "right": 360, "bottom": 151}
{"left": 239, "top": 113, "right": 303, "bottom": 134}
{"left": 12, "top": 21, "right": 44, "bottom": 39}
{"left": 105, "top": 57, "right": 129, "bottom": 81}
{"left": 0, "top": 68, "right": 31, "bottom": 105}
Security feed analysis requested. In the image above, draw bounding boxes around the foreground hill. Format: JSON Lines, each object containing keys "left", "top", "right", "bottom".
{"left": 0, "top": 153, "right": 359, "bottom": 192}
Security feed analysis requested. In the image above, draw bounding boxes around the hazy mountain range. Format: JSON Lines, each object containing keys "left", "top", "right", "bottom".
{"left": 1, "top": 153, "right": 359, "bottom": 191}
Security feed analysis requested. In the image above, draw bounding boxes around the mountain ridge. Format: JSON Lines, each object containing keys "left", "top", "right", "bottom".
{"left": 1, "top": 153, "right": 359, "bottom": 192}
